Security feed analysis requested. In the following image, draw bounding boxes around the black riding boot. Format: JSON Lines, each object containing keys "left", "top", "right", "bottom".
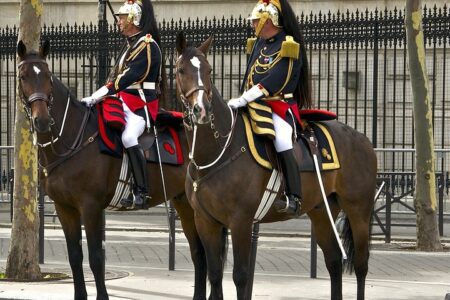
{"left": 120, "top": 145, "right": 150, "bottom": 209}
{"left": 274, "top": 149, "right": 302, "bottom": 217}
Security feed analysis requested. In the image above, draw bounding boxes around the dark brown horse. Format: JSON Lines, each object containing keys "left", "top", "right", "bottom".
{"left": 175, "top": 32, "right": 377, "bottom": 300}
{"left": 16, "top": 40, "right": 207, "bottom": 300}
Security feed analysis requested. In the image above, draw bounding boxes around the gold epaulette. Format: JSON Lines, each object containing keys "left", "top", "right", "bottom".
{"left": 280, "top": 35, "right": 299, "bottom": 59}
{"left": 246, "top": 38, "right": 257, "bottom": 54}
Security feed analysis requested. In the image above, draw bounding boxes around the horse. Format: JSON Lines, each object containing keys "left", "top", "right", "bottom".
{"left": 16, "top": 40, "right": 208, "bottom": 300}
{"left": 175, "top": 32, "right": 377, "bottom": 300}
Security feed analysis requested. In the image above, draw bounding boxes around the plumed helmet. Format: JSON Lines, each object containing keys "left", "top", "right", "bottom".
{"left": 115, "top": 0, "right": 143, "bottom": 27}
{"left": 248, "top": 0, "right": 282, "bottom": 27}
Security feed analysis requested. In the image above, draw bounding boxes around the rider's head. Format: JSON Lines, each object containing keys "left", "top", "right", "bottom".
{"left": 115, "top": 0, "right": 142, "bottom": 36}
{"left": 115, "top": 0, "right": 160, "bottom": 42}
{"left": 248, "top": 0, "right": 282, "bottom": 37}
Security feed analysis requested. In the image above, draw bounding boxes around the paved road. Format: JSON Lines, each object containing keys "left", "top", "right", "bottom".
{"left": 0, "top": 206, "right": 449, "bottom": 299}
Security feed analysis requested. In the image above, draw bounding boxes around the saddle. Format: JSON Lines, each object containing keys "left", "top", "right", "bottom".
{"left": 243, "top": 109, "right": 340, "bottom": 172}
{"left": 97, "top": 107, "right": 184, "bottom": 166}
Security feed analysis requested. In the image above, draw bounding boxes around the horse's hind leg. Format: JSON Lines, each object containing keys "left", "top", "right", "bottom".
{"left": 195, "top": 215, "right": 227, "bottom": 300}
{"left": 173, "top": 195, "right": 207, "bottom": 300}
{"left": 54, "top": 203, "right": 87, "bottom": 300}
{"left": 82, "top": 205, "right": 109, "bottom": 300}
{"left": 308, "top": 204, "right": 343, "bottom": 300}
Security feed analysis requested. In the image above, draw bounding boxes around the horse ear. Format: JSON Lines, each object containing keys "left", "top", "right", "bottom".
{"left": 17, "top": 40, "right": 27, "bottom": 60}
{"left": 198, "top": 35, "right": 213, "bottom": 56}
{"left": 176, "top": 31, "right": 186, "bottom": 55}
{"left": 40, "top": 40, "right": 50, "bottom": 58}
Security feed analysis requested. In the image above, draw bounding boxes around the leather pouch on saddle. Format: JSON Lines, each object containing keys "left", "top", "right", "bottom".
{"left": 101, "top": 96, "right": 126, "bottom": 131}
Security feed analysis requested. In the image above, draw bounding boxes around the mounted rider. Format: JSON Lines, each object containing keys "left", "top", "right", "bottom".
{"left": 228, "top": 0, "right": 312, "bottom": 217}
{"left": 81, "top": 0, "right": 164, "bottom": 209}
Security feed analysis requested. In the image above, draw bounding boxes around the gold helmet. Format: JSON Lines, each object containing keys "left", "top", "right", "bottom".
{"left": 248, "top": 0, "right": 282, "bottom": 36}
{"left": 115, "top": 0, "right": 143, "bottom": 27}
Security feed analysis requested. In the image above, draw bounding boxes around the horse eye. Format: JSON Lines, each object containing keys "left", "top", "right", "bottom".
{"left": 178, "top": 67, "right": 184, "bottom": 75}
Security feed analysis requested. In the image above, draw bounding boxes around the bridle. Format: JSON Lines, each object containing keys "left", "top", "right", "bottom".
{"left": 17, "top": 57, "right": 54, "bottom": 123}
{"left": 176, "top": 54, "right": 238, "bottom": 171}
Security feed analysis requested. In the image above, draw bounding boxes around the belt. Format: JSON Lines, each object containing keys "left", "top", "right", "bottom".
{"left": 127, "top": 82, "right": 156, "bottom": 90}
{"left": 263, "top": 93, "right": 294, "bottom": 101}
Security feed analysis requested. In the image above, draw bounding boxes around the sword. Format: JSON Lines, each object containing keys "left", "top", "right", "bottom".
{"left": 153, "top": 124, "right": 173, "bottom": 244}
{"left": 137, "top": 88, "right": 151, "bottom": 132}
{"left": 312, "top": 149, "right": 348, "bottom": 260}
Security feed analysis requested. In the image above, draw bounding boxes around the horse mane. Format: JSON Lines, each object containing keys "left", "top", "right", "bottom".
{"left": 51, "top": 75, "right": 85, "bottom": 108}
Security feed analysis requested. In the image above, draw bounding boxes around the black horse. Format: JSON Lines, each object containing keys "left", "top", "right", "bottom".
{"left": 175, "top": 32, "right": 377, "bottom": 300}
{"left": 16, "top": 40, "right": 207, "bottom": 300}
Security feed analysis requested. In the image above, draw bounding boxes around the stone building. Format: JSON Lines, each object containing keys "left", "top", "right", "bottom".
{"left": 0, "top": 0, "right": 448, "bottom": 26}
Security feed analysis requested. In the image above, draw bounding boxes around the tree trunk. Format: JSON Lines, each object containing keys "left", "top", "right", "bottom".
{"left": 405, "top": 0, "right": 442, "bottom": 251}
{"left": 5, "top": 0, "right": 43, "bottom": 280}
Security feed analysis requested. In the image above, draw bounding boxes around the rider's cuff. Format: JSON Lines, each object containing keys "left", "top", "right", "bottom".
{"left": 91, "top": 85, "right": 110, "bottom": 100}
{"left": 242, "top": 84, "right": 265, "bottom": 103}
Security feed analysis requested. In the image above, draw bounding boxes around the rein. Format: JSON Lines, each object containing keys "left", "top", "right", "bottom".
{"left": 176, "top": 60, "right": 239, "bottom": 171}
{"left": 38, "top": 89, "right": 96, "bottom": 176}
{"left": 189, "top": 105, "right": 237, "bottom": 170}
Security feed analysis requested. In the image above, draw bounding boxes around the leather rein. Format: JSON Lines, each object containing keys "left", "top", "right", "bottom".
{"left": 18, "top": 57, "right": 97, "bottom": 176}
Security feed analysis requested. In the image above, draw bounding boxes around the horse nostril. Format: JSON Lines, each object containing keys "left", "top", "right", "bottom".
{"left": 193, "top": 104, "right": 202, "bottom": 114}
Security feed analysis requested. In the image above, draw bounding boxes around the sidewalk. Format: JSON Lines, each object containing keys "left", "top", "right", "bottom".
{"left": 0, "top": 208, "right": 449, "bottom": 299}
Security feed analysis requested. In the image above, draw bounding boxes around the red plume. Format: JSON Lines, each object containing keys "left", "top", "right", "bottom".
{"left": 262, "top": 0, "right": 270, "bottom": 5}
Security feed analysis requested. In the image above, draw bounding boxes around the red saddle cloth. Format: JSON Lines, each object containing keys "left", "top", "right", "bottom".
{"left": 299, "top": 109, "right": 337, "bottom": 121}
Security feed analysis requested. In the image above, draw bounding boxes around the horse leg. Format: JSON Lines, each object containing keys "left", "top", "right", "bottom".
{"left": 195, "top": 215, "right": 227, "bottom": 300}
{"left": 308, "top": 204, "right": 343, "bottom": 300}
{"left": 54, "top": 203, "right": 87, "bottom": 300}
{"left": 172, "top": 195, "right": 207, "bottom": 300}
{"left": 82, "top": 205, "right": 109, "bottom": 300}
{"left": 229, "top": 221, "right": 253, "bottom": 300}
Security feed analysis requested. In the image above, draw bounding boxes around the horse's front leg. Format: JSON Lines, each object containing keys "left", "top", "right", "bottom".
{"left": 54, "top": 203, "right": 87, "bottom": 300}
{"left": 229, "top": 220, "right": 253, "bottom": 300}
{"left": 195, "top": 214, "right": 227, "bottom": 300}
{"left": 172, "top": 195, "right": 207, "bottom": 300}
{"left": 82, "top": 204, "right": 109, "bottom": 300}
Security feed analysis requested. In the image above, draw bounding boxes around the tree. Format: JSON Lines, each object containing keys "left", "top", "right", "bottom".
{"left": 405, "top": 0, "right": 442, "bottom": 251}
{"left": 5, "top": 0, "right": 43, "bottom": 279}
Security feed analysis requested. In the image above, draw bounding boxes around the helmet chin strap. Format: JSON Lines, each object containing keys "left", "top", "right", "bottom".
{"left": 255, "top": 14, "right": 269, "bottom": 37}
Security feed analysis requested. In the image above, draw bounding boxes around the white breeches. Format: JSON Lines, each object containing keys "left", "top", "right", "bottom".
{"left": 121, "top": 102, "right": 145, "bottom": 148}
{"left": 273, "top": 112, "right": 293, "bottom": 152}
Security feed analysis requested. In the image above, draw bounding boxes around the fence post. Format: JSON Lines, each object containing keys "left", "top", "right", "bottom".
{"left": 9, "top": 168, "right": 13, "bottom": 222}
{"left": 438, "top": 173, "right": 444, "bottom": 236}
{"left": 97, "top": 0, "right": 108, "bottom": 86}
{"left": 38, "top": 185, "right": 45, "bottom": 264}
{"left": 97, "top": 0, "right": 108, "bottom": 276}
{"left": 310, "top": 225, "right": 317, "bottom": 278}
{"left": 372, "top": 10, "right": 379, "bottom": 147}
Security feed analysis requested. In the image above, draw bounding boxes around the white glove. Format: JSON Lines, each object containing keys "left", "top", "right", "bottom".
{"left": 228, "top": 85, "right": 265, "bottom": 109}
{"left": 228, "top": 97, "right": 247, "bottom": 109}
{"left": 80, "top": 96, "right": 97, "bottom": 107}
{"left": 80, "top": 86, "right": 110, "bottom": 107}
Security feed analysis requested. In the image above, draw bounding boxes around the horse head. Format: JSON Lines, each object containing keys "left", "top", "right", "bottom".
{"left": 175, "top": 32, "right": 214, "bottom": 125}
{"left": 17, "top": 40, "right": 53, "bottom": 133}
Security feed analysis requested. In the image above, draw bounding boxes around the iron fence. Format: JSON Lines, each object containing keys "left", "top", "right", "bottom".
{"left": 0, "top": 6, "right": 449, "bottom": 151}
{"left": 0, "top": 7, "right": 449, "bottom": 224}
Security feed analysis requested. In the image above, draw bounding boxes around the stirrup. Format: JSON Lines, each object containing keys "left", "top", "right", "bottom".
{"left": 133, "top": 193, "right": 151, "bottom": 210}
{"left": 276, "top": 195, "right": 301, "bottom": 216}
{"left": 120, "top": 194, "right": 134, "bottom": 208}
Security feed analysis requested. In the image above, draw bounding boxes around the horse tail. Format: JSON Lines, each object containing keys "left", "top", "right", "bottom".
{"left": 341, "top": 215, "right": 355, "bottom": 274}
